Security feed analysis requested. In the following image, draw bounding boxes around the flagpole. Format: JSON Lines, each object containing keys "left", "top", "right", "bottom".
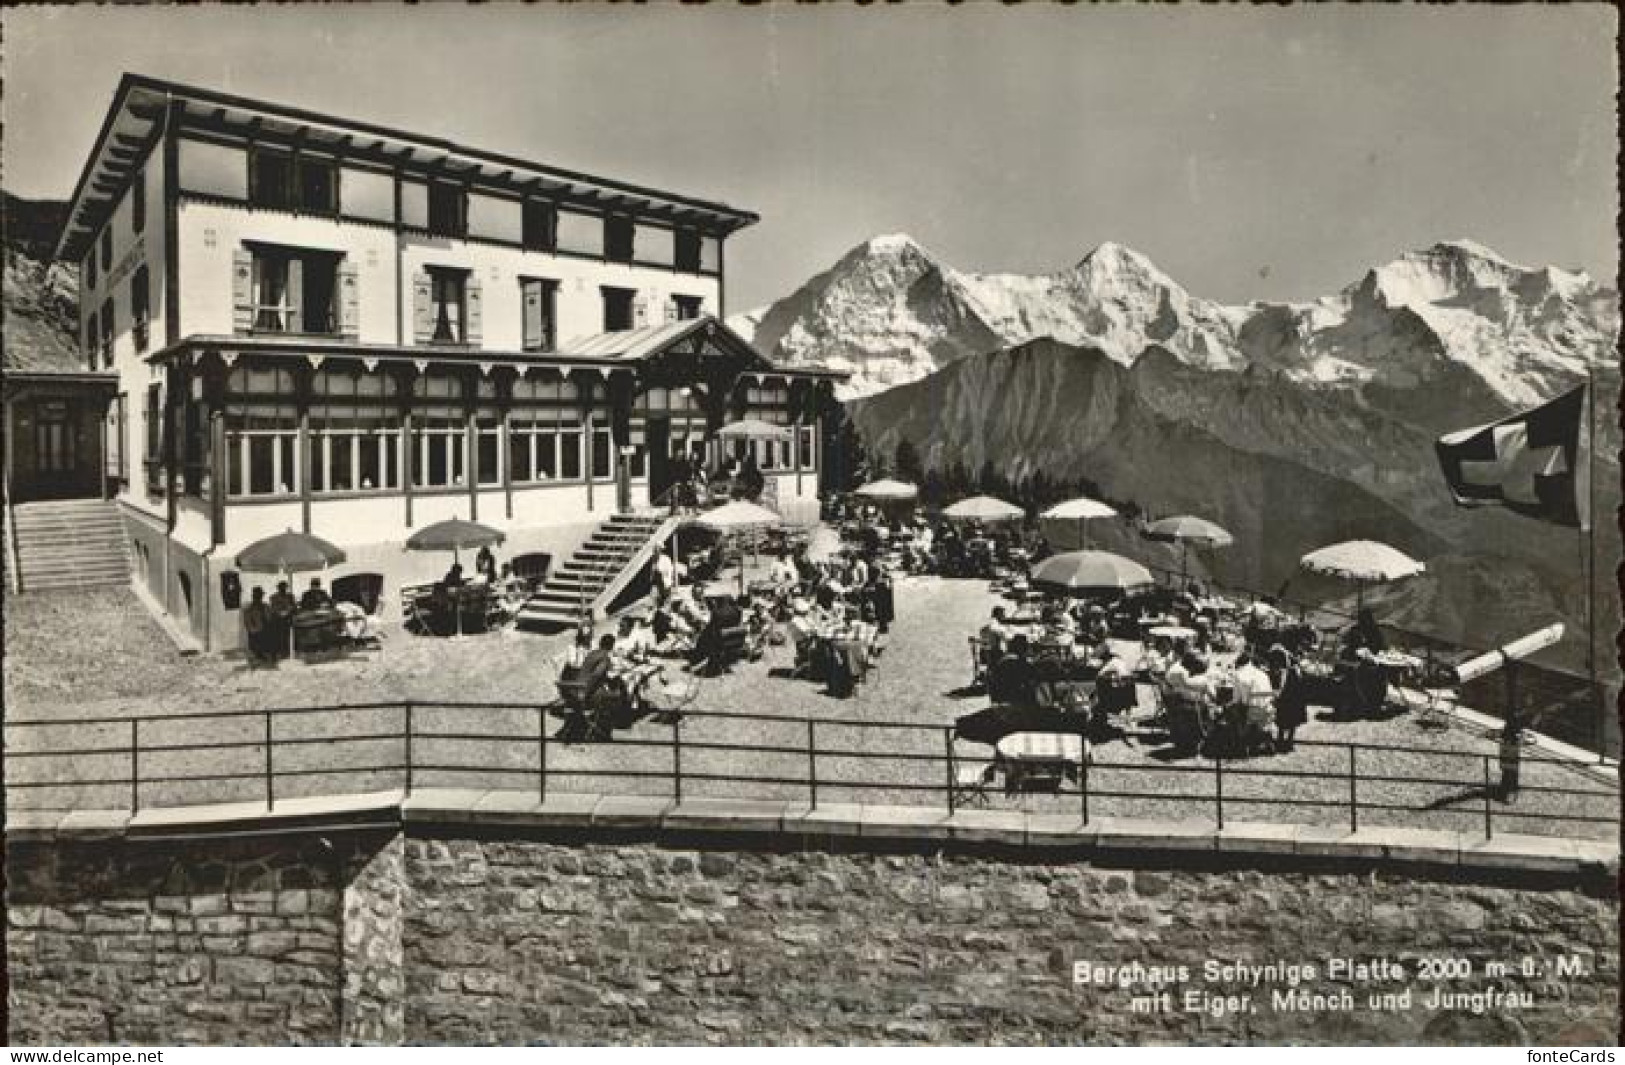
{"left": 1585, "top": 367, "right": 1601, "bottom": 762}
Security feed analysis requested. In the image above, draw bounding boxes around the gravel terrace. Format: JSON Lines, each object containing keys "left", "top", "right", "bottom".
{"left": 6, "top": 572, "right": 1616, "bottom": 840}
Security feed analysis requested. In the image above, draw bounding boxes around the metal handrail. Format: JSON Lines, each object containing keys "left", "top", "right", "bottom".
{"left": 7, "top": 702, "right": 1616, "bottom": 838}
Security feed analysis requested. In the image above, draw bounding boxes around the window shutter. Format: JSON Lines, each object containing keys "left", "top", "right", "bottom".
{"left": 663, "top": 295, "right": 679, "bottom": 324}
{"left": 464, "top": 275, "right": 483, "bottom": 345}
{"left": 339, "top": 260, "right": 360, "bottom": 338}
{"left": 232, "top": 249, "right": 255, "bottom": 334}
{"left": 286, "top": 257, "right": 304, "bottom": 333}
{"left": 632, "top": 292, "right": 649, "bottom": 329}
{"left": 522, "top": 281, "right": 543, "bottom": 350}
{"left": 412, "top": 272, "right": 434, "bottom": 344}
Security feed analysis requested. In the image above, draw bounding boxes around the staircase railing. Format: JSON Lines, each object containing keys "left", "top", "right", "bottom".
{"left": 3, "top": 468, "right": 22, "bottom": 596}
{"left": 589, "top": 514, "right": 682, "bottom": 622}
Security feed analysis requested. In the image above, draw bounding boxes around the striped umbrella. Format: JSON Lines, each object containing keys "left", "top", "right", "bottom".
{"left": 942, "top": 495, "right": 1024, "bottom": 523}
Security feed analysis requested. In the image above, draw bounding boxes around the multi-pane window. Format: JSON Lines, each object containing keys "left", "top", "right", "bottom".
{"left": 745, "top": 387, "right": 793, "bottom": 471}
{"left": 130, "top": 266, "right": 150, "bottom": 354}
{"left": 475, "top": 378, "right": 502, "bottom": 486}
{"left": 224, "top": 368, "right": 299, "bottom": 497}
{"left": 509, "top": 375, "right": 583, "bottom": 483}
{"left": 249, "top": 149, "right": 338, "bottom": 214}
{"left": 250, "top": 246, "right": 340, "bottom": 334}
{"left": 429, "top": 268, "right": 469, "bottom": 343}
{"left": 99, "top": 298, "right": 115, "bottom": 368}
{"left": 308, "top": 370, "right": 402, "bottom": 494}
{"left": 590, "top": 426, "right": 613, "bottom": 480}
{"left": 428, "top": 182, "right": 467, "bottom": 238}
{"left": 132, "top": 172, "right": 146, "bottom": 234}
{"left": 798, "top": 424, "right": 817, "bottom": 471}
{"left": 672, "top": 294, "right": 703, "bottom": 321}
{"left": 674, "top": 228, "right": 702, "bottom": 272}
{"left": 523, "top": 200, "right": 557, "bottom": 252}
{"left": 411, "top": 373, "right": 467, "bottom": 488}
{"left": 521, "top": 278, "right": 557, "bottom": 352}
{"left": 602, "top": 286, "right": 635, "bottom": 332}
{"left": 144, "top": 384, "right": 164, "bottom": 495}
{"left": 604, "top": 215, "right": 634, "bottom": 263}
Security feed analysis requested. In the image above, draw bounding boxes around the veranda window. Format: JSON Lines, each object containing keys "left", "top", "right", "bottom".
{"left": 308, "top": 369, "right": 401, "bottom": 494}
{"left": 411, "top": 373, "right": 467, "bottom": 489}
{"left": 225, "top": 367, "right": 300, "bottom": 498}
{"left": 509, "top": 375, "right": 584, "bottom": 483}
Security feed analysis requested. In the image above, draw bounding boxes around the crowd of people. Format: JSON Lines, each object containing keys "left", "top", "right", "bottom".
{"left": 823, "top": 499, "right": 1050, "bottom": 579}
{"left": 971, "top": 581, "right": 1428, "bottom": 760}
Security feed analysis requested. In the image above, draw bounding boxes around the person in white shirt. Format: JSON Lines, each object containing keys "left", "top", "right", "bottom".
{"left": 652, "top": 550, "right": 677, "bottom": 603}
{"left": 770, "top": 553, "right": 799, "bottom": 587}
{"left": 1229, "top": 653, "right": 1275, "bottom": 711}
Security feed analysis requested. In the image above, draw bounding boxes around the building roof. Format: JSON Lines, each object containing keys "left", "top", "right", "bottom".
{"left": 556, "top": 318, "right": 720, "bottom": 362}
{"left": 148, "top": 316, "right": 850, "bottom": 382}
{"left": 56, "top": 73, "right": 762, "bottom": 263}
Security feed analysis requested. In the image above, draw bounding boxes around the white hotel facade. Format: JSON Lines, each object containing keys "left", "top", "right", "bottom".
{"left": 58, "top": 74, "right": 844, "bottom": 650}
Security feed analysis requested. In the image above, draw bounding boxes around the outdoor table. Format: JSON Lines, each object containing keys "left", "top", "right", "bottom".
{"left": 1149, "top": 624, "right": 1197, "bottom": 641}
{"left": 995, "top": 731, "right": 1087, "bottom": 792}
{"left": 292, "top": 607, "right": 346, "bottom": 651}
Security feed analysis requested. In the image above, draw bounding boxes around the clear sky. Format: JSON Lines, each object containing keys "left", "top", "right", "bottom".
{"left": 4, "top": 5, "right": 1617, "bottom": 313}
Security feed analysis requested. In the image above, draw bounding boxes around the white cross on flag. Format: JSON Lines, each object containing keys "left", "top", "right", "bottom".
{"left": 1434, "top": 384, "right": 1587, "bottom": 528}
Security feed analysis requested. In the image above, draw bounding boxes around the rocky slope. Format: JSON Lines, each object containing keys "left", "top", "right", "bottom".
{"left": 3, "top": 193, "right": 81, "bottom": 372}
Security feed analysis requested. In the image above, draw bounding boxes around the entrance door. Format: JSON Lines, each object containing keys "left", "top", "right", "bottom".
{"left": 35, "top": 403, "right": 75, "bottom": 476}
{"left": 646, "top": 416, "right": 673, "bottom": 505}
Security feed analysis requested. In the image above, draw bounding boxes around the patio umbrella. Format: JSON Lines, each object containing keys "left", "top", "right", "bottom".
{"left": 1142, "top": 514, "right": 1234, "bottom": 585}
{"left": 235, "top": 529, "right": 348, "bottom": 660}
{"left": 1299, "top": 540, "right": 1425, "bottom": 612}
{"left": 1041, "top": 497, "right": 1117, "bottom": 549}
{"left": 942, "top": 495, "right": 1024, "bottom": 523}
{"left": 405, "top": 517, "right": 506, "bottom": 560}
{"left": 691, "top": 500, "right": 782, "bottom": 593}
{"left": 854, "top": 478, "right": 920, "bottom": 502}
{"left": 236, "top": 529, "right": 347, "bottom": 574}
{"left": 405, "top": 517, "right": 506, "bottom": 638}
{"left": 1030, "top": 550, "right": 1154, "bottom": 598}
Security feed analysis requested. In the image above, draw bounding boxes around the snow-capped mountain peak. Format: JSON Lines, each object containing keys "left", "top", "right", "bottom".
{"left": 735, "top": 232, "right": 1615, "bottom": 410}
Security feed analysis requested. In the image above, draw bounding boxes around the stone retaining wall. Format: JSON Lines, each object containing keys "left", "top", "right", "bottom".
{"left": 6, "top": 830, "right": 393, "bottom": 1045}
{"left": 402, "top": 835, "right": 1618, "bottom": 1045}
{"left": 7, "top": 820, "right": 1617, "bottom": 1045}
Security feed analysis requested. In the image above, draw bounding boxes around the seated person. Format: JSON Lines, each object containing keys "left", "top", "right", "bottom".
{"left": 979, "top": 606, "right": 1012, "bottom": 660}
{"left": 474, "top": 545, "right": 498, "bottom": 584}
{"left": 299, "top": 577, "right": 333, "bottom": 612}
{"left": 988, "top": 634, "right": 1039, "bottom": 706}
{"left": 1165, "top": 651, "right": 1218, "bottom": 708}
{"left": 1337, "top": 609, "right": 1391, "bottom": 714}
{"left": 443, "top": 562, "right": 466, "bottom": 589}
{"left": 1094, "top": 645, "right": 1135, "bottom": 715}
{"left": 578, "top": 634, "right": 621, "bottom": 710}
{"left": 1138, "top": 636, "right": 1175, "bottom": 679}
{"left": 770, "top": 552, "right": 799, "bottom": 587}
{"left": 1229, "top": 652, "right": 1275, "bottom": 711}
{"left": 560, "top": 627, "right": 593, "bottom": 679}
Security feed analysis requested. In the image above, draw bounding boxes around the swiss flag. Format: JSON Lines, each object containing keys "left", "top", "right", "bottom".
{"left": 1434, "top": 384, "right": 1587, "bottom": 528}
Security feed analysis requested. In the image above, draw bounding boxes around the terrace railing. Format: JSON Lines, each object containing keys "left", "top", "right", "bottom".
{"left": 7, "top": 703, "right": 1615, "bottom": 841}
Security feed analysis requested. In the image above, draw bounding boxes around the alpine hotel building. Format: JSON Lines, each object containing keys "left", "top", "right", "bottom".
{"left": 58, "top": 74, "right": 845, "bottom": 651}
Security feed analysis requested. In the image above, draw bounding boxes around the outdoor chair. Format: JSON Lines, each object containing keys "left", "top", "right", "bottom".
{"left": 951, "top": 760, "right": 999, "bottom": 808}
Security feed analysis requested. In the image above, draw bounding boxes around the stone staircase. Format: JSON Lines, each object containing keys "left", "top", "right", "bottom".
{"left": 516, "top": 512, "right": 677, "bottom": 629}
{"left": 9, "top": 498, "right": 131, "bottom": 593}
